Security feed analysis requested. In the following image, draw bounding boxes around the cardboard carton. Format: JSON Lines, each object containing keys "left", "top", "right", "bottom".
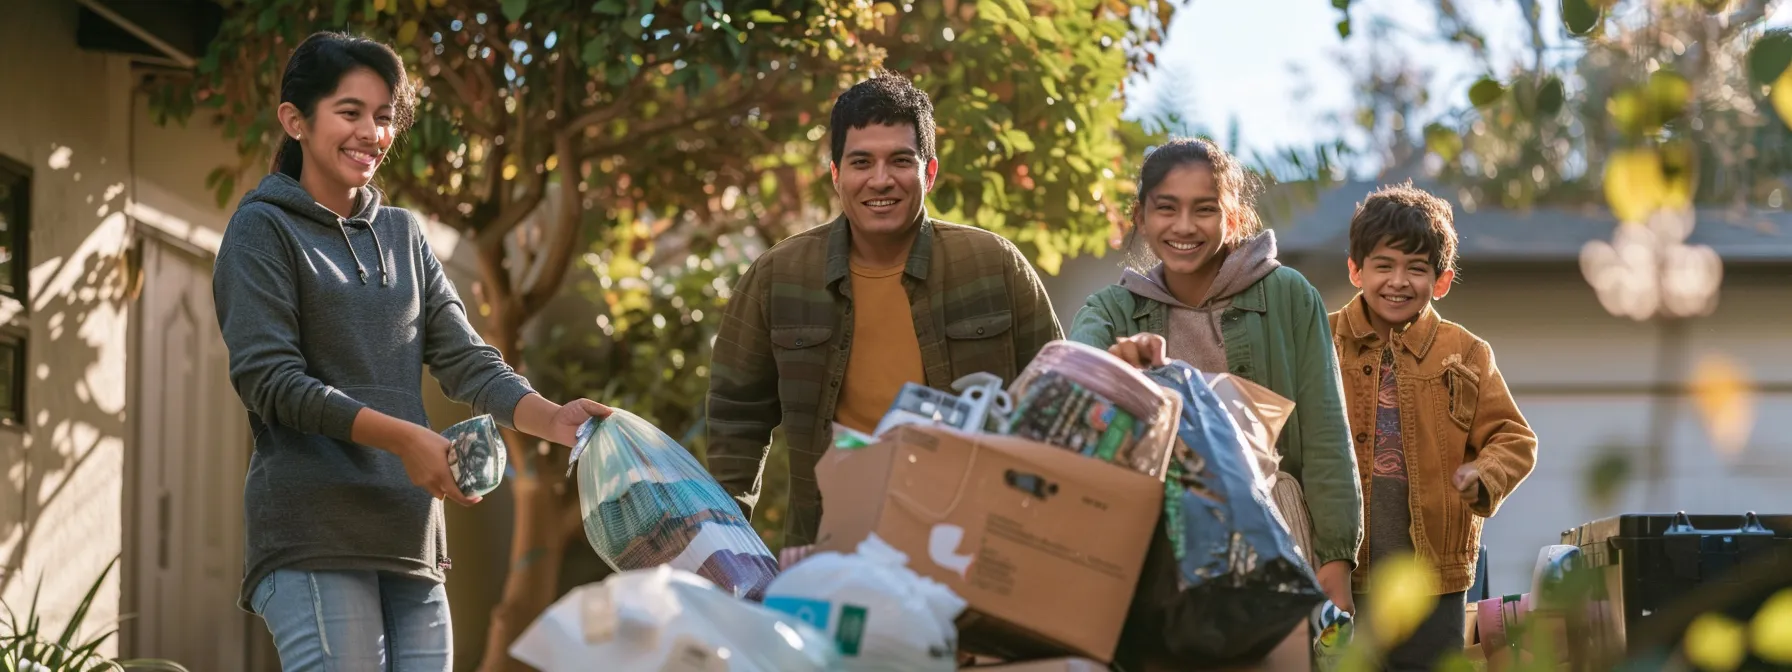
{"left": 815, "top": 425, "right": 1163, "bottom": 662}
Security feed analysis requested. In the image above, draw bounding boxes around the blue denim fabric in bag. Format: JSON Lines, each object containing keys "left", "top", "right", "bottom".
{"left": 1114, "top": 362, "right": 1325, "bottom": 669}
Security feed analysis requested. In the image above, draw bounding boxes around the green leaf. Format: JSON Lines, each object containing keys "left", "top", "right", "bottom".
{"left": 1468, "top": 77, "right": 1504, "bottom": 108}
{"left": 1424, "top": 123, "right": 1463, "bottom": 162}
{"left": 746, "top": 9, "right": 786, "bottom": 23}
{"left": 1748, "top": 29, "right": 1792, "bottom": 87}
{"left": 501, "top": 0, "right": 528, "bottom": 22}
{"left": 257, "top": 8, "right": 279, "bottom": 32}
{"left": 1647, "top": 70, "right": 1691, "bottom": 119}
{"left": 978, "top": 0, "right": 1010, "bottom": 25}
{"left": 216, "top": 174, "right": 236, "bottom": 209}
{"left": 1536, "top": 76, "right": 1566, "bottom": 116}
{"left": 581, "top": 36, "right": 608, "bottom": 66}
{"left": 1336, "top": 18, "right": 1351, "bottom": 39}
{"left": 593, "top": 0, "right": 624, "bottom": 14}
{"left": 1005, "top": 129, "right": 1035, "bottom": 153}
{"left": 934, "top": 183, "right": 959, "bottom": 212}
{"left": 684, "top": 0, "right": 705, "bottom": 26}
{"left": 1561, "top": 0, "right": 1601, "bottom": 37}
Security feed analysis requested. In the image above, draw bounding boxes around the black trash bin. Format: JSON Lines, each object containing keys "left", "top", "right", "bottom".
{"left": 1561, "top": 511, "right": 1792, "bottom": 658}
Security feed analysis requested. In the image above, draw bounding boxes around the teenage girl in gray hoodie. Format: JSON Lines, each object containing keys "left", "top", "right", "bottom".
{"left": 213, "top": 32, "right": 608, "bottom": 671}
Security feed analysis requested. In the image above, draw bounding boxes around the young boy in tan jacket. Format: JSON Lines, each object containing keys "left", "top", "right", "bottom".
{"left": 1330, "top": 183, "right": 1539, "bottom": 670}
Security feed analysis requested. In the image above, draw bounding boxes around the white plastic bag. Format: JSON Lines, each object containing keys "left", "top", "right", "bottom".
{"left": 761, "top": 534, "right": 966, "bottom": 672}
{"left": 509, "top": 566, "right": 839, "bottom": 672}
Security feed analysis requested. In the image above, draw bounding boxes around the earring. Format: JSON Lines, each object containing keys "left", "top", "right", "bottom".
{"left": 293, "top": 134, "right": 302, "bottom": 140}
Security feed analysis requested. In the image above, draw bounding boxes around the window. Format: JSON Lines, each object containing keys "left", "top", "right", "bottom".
{"left": 0, "top": 155, "right": 26, "bottom": 302}
{"left": 0, "top": 156, "right": 27, "bottom": 426}
{"left": 0, "top": 329, "right": 21, "bottom": 425}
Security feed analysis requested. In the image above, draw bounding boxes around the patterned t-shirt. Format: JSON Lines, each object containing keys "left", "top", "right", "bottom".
{"left": 1369, "top": 346, "right": 1415, "bottom": 569}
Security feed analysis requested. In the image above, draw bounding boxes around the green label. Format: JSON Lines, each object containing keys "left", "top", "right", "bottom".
{"left": 836, "top": 604, "right": 868, "bottom": 656}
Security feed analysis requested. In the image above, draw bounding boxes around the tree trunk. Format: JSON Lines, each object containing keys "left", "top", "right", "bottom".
{"left": 477, "top": 434, "right": 574, "bottom": 672}
{"left": 474, "top": 316, "right": 580, "bottom": 672}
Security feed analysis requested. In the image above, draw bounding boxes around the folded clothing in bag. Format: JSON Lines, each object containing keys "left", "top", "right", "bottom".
{"left": 1115, "top": 362, "right": 1325, "bottom": 670}
{"left": 571, "top": 410, "right": 778, "bottom": 600}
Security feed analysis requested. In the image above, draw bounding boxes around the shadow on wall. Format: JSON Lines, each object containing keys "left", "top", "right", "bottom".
{"left": 0, "top": 141, "right": 138, "bottom": 643}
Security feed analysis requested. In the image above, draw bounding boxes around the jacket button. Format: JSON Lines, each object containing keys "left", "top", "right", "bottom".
{"left": 1362, "top": 364, "right": 1373, "bottom": 375}
{"left": 830, "top": 379, "right": 839, "bottom": 387}
{"left": 795, "top": 338, "right": 804, "bottom": 347}
{"left": 1356, "top": 433, "right": 1369, "bottom": 444}
{"left": 976, "top": 327, "right": 986, "bottom": 335}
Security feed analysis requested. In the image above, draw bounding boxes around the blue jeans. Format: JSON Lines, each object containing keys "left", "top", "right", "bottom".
{"left": 249, "top": 569, "right": 452, "bottom": 672}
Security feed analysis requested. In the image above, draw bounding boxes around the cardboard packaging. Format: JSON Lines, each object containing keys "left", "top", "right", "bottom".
{"left": 814, "top": 424, "right": 1164, "bottom": 662}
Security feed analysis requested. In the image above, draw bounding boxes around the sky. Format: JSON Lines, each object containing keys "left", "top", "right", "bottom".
{"left": 1130, "top": 0, "right": 1792, "bottom": 171}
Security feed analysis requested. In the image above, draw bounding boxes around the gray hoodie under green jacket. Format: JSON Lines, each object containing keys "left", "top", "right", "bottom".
{"left": 214, "top": 173, "right": 533, "bottom": 610}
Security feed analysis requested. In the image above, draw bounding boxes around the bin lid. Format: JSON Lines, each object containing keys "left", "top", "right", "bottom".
{"left": 1561, "top": 512, "right": 1792, "bottom": 547}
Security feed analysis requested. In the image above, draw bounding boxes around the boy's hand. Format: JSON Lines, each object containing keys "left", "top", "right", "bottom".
{"left": 1108, "top": 333, "right": 1168, "bottom": 369}
{"left": 1453, "top": 462, "right": 1488, "bottom": 507}
{"left": 1315, "top": 560, "right": 1355, "bottom": 613}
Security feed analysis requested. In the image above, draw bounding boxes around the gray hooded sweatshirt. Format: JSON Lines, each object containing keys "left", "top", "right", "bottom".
{"left": 1118, "top": 230, "right": 1282, "bottom": 371}
{"left": 214, "top": 173, "right": 533, "bottom": 610}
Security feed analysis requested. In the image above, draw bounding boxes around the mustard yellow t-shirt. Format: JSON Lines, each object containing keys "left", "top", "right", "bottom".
{"left": 833, "top": 262, "right": 926, "bottom": 434}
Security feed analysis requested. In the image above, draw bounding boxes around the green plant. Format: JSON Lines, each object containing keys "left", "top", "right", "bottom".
{"left": 0, "top": 558, "right": 188, "bottom": 672}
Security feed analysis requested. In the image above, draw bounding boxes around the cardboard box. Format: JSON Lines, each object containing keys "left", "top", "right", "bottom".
{"left": 815, "top": 425, "right": 1163, "bottom": 662}
{"left": 962, "top": 658, "right": 1107, "bottom": 671}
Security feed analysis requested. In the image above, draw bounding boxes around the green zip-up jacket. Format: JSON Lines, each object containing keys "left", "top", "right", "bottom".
{"left": 1068, "top": 264, "right": 1364, "bottom": 566}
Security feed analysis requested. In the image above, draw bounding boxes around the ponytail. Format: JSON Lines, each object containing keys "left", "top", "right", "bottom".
{"left": 273, "top": 135, "right": 304, "bottom": 178}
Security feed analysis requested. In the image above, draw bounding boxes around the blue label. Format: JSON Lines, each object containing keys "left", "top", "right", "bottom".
{"left": 762, "top": 596, "right": 831, "bottom": 631}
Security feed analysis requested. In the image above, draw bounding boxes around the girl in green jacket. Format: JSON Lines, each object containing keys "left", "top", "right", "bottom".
{"left": 1069, "top": 137, "right": 1363, "bottom": 612}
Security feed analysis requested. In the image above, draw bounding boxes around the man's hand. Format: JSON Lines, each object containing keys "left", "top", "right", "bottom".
{"left": 1316, "top": 560, "right": 1355, "bottom": 613}
{"left": 1107, "top": 333, "right": 1168, "bottom": 369}
{"left": 398, "top": 426, "right": 480, "bottom": 507}
{"left": 545, "top": 398, "right": 614, "bottom": 447}
{"left": 1454, "top": 462, "right": 1487, "bottom": 506}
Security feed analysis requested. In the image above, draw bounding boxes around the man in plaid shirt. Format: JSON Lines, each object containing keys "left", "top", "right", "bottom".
{"left": 705, "top": 72, "right": 1062, "bottom": 547}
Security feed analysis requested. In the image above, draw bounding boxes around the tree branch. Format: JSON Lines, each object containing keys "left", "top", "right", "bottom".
{"left": 1719, "top": 0, "right": 1772, "bottom": 42}
{"left": 390, "top": 178, "right": 466, "bottom": 230}
{"left": 578, "top": 80, "right": 779, "bottom": 159}
{"left": 425, "top": 54, "right": 501, "bottom": 137}
{"left": 521, "top": 132, "right": 585, "bottom": 318}
{"left": 476, "top": 235, "right": 518, "bottom": 321}
{"left": 559, "top": 69, "right": 656, "bottom": 141}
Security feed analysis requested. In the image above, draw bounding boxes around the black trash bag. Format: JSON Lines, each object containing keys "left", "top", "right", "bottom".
{"left": 1114, "top": 362, "right": 1325, "bottom": 671}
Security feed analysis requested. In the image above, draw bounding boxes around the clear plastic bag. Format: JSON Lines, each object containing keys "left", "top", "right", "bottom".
{"left": 763, "top": 534, "right": 966, "bottom": 672}
{"left": 509, "top": 566, "right": 841, "bottom": 672}
{"left": 570, "top": 410, "right": 778, "bottom": 600}
{"left": 443, "top": 415, "right": 507, "bottom": 497}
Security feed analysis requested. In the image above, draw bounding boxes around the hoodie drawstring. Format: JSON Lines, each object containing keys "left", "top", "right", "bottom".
{"left": 337, "top": 219, "right": 390, "bottom": 286}
{"left": 370, "top": 225, "right": 390, "bottom": 286}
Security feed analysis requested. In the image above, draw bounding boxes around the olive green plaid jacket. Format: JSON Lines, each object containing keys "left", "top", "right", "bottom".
{"left": 705, "top": 214, "right": 1062, "bottom": 545}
